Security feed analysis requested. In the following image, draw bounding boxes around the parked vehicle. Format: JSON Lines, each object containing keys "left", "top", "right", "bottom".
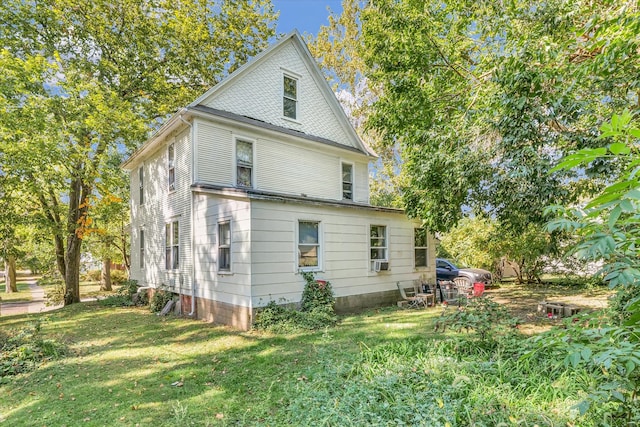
{"left": 436, "top": 258, "right": 492, "bottom": 286}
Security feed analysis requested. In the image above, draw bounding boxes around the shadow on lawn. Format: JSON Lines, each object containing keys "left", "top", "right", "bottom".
{"left": 2, "top": 302, "right": 438, "bottom": 426}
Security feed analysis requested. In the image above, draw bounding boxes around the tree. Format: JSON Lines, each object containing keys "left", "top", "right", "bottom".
{"left": 308, "top": 0, "right": 406, "bottom": 208}
{"left": 359, "top": 0, "right": 638, "bottom": 234}
{"left": 0, "top": 0, "right": 277, "bottom": 304}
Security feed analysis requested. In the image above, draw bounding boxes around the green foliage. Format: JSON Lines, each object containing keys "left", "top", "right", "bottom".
{"left": 545, "top": 112, "right": 640, "bottom": 422}
{"left": 434, "top": 296, "right": 519, "bottom": 342}
{"left": 110, "top": 269, "right": 127, "bottom": 285}
{"left": 300, "top": 272, "right": 335, "bottom": 313}
{"left": 98, "top": 279, "right": 144, "bottom": 307}
{"left": 40, "top": 274, "right": 65, "bottom": 307}
{"left": 0, "top": 0, "right": 277, "bottom": 303}
{"left": 150, "top": 288, "right": 174, "bottom": 313}
{"left": 253, "top": 273, "right": 337, "bottom": 332}
{"left": 0, "top": 320, "right": 68, "bottom": 377}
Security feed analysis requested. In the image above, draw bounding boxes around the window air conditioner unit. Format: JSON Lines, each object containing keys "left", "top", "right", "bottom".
{"left": 374, "top": 261, "right": 390, "bottom": 272}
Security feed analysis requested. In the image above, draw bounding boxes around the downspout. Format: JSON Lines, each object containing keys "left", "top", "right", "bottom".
{"left": 179, "top": 113, "right": 196, "bottom": 317}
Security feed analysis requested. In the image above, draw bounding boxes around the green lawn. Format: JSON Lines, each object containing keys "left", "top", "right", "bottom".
{"left": 0, "top": 300, "right": 611, "bottom": 426}
{"left": 0, "top": 274, "right": 35, "bottom": 303}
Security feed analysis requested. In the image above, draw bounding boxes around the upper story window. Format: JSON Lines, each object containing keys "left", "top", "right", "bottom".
{"left": 370, "top": 225, "right": 387, "bottom": 261}
{"left": 236, "top": 139, "right": 253, "bottom": 188}
{"left": 414, "top": 227, "right": 428, "bottom": 268}
{"left": 168, "top": 143, "right": 176, "bottom": 192}
{"left": 218, "top": 221, "right": 231, "bottom": 272}
{"left": 298, "top": 220, "right": 320, "bottom": 270}
{"left": 165, "top": 221, "right": 179, "bottom": 270}
{"left": 139, "top": 229, "right": 145, "bottom": 269}
{"left": 342, "top": 163, "right": 353, "bottom": 200}
{"left": 283, "top": 75, "right": 297, "bottom": 120}
{"left": 138, "top": 166, "right": 144, "bottom": 205}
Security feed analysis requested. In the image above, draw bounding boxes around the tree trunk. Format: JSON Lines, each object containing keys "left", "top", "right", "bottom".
{"left": 64, "top": 232, "right": 82, "bottom": 305}
{"left": 5, "top": 256, "right": 17, "bottom": 293}
{"left": 101, "top": 256, "right": 112, "bottom": 291}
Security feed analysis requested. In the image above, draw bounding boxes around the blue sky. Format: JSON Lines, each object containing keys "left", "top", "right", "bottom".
{"left": 272, "top": 0, "right": 344, "bottom": 36}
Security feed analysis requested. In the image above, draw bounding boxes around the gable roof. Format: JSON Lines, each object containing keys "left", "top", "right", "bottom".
{"left": 190, "top": 29, "right": 373, "bottom": 156}
{"left": 123, "top": 30, "right": 374, "bottom": 171}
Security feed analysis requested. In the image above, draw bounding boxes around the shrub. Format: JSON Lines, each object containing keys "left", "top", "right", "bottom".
{"left": 84, "top": 269, "right": 102, "bottom": 282}
{"left": 110, "top": 269, "right": 128, "bottom": 285}
{"left": 253, "top": 273, "right": 337, "bottom": 332}
{"left": 434, "top": 296, "right": 519, "bottom": 342}
{"left": 99, "top": 279, "right": 143, "bottom": 307}
{"left": 39, "top": 273, "right": 65, "bottom": 306}
{"left": 150, "top": 287, "right": 174, "bottom": 313}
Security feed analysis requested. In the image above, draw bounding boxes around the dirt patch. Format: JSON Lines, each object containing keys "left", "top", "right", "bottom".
{"left": 484, "top": 283, "right": 612, "bottom": 334}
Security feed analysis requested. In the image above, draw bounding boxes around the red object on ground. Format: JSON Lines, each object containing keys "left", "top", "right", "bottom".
{"left": 473, "top": 283, "right": 485, "bottom": 297}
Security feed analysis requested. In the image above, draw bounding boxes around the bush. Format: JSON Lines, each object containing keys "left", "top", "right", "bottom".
{"left": 39, "top": 273, "right": 65, "bottom": 306}
{"left": 150, "top": 288, "right": 174, "bottom": 313}
{"left": 0, "top": 320, "right": 68, "bottom": 377}
{"left": 110, "top": 269, "right": 127, "bottom": 285}
{"left": 253, "top": 273, "right": 337, "bottom": 332}
{"left": 99, "top": 279, "right": 144, "bottom": 307}
{"left": 84, "top": 269, "right": 102, "bottom": 282}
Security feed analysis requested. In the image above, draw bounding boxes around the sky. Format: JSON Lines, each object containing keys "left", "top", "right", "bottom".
{"left": 271, "top": 0, "right": 344, "bottom": 36}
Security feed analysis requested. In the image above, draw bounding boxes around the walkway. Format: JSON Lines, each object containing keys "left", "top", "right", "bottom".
{"left": 0, "top": 279, "right": 61, "bottom": 317}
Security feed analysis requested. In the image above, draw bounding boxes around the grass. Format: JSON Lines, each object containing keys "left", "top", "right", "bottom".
{"left": 0, "top": 274, "right": 35, "bottom": 303}
{"left": 0, "top": 295, "right": 615, "bottom": 426}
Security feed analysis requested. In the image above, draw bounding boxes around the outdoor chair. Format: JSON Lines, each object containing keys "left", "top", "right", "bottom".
{"left": 397, "top": 282, "right": 427, "bottom": 308}
{"left": 453, "top": 277, "right": 474, "bottom": 298}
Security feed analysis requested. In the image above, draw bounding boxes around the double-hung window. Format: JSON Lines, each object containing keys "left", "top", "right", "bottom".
{"left": 414, "top": 227, "right": 428, "bottom": 268}
{"left": 236, "top": 139, "right": 253, "bottom": 188}
{"left": 342, "top": 163, "right": 353, "bottom": 200}
{"left": 138, "top": 166, "right": 144, "bottom": 205}
{"left": 283, "top": 75, "right": 297, "bottom": 119}
{"left": 370, "top": 225, "right": 387, "bottom": 261}
{"left": 218, "top": 221, "right": 231, "bottom": 272}
{"left": 168, "top": 143, "right": 176, "bottom": 192}
{"left": 298, "top": 221, "right": 320, "bottom": 270}
{"left": 139, "top": 229, "right": 145, "bottom": 269}
{"left": 165, "top": 221, "right": 179, "bottom": 270}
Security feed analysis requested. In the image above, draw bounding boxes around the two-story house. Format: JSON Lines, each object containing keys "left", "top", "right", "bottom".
{"left": 122, "top": 31, "right": 436, "bottom": 329}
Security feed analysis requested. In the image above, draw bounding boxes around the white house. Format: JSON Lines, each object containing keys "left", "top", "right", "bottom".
{"left": 122, "top": 31, "right": 436, "bottom": 329}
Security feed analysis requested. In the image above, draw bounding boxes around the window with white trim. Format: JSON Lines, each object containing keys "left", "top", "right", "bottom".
{"left": 139, "top": 229, "right": 145, "bottom": 269}
{"left": 370, "top": 225, "right": 387, "bottom": 261}
{"left": 218, "top": 221, "right": 231, "bottom": 272}
{"left": 138, "top": 166, "right": 144, "bottom": 205}
{"left": 414, "top": 227, "right": 428, "bottom": 268}
{"left": 298, "top": 220, "right": 320, "bottom": 270}
{"left": 342, "top": 163, "right": 353, "bottom": 200}
{"left": 165, "top": 221, "right": 179, "bottom": 270}
{"left": 168, "top": 143, "right": 176, "bottom": 192}
{"left": 236, "top": 139, "right": 253, "bottom": 188}
{"left": 283, "top": 75, "right": 297, "bottom": 119}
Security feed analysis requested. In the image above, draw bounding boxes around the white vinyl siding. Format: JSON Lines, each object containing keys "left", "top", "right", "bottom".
{"left": 128, "top": 127, "right": 192, "bottom": 292}
{"left": 194, "top": 121, "right": 234, "bottom": 186}
{"left": 201, "top": 42, "right": 354, "bottom": 147}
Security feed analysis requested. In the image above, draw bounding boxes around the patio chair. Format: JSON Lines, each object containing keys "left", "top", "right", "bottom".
{"left": 397, "top": 282, "right": 427, "bottom": 308}
{"left": 453, "top": 277, "right": 473, "bottom": 298}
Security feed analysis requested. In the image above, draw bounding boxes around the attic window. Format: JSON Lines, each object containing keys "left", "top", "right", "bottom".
{"left": 283, "top": 75, "right": 297, "bottom": 119}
